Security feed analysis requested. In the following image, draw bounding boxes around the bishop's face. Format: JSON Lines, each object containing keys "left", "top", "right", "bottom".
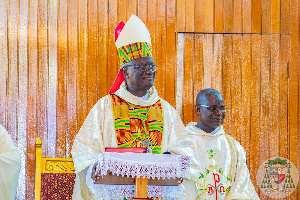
{"left": 122, "top": 56, "right": 156, "bottom": 96}
{"left": 196, "top": 94, "right": 226, "bottom": 133}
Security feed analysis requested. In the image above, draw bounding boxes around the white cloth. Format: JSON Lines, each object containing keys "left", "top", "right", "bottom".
{"left": 71, "top": 83, "right": 186, "bottom": 199}
{"left": 85, "top": 153, "right": 190, "bottom": 200}
{"left": 0, "top": 124, "right": 21, "bottom": 200}
{"left": 170, "top": 122, "right": 260, "bottom": 200}
{"left": 91, "top": 153, "right": 190, "bottom": 179}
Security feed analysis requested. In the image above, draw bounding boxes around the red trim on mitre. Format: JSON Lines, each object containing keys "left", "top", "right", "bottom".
{"left": 109, "top": 21, "right": 126, "bottom": 94}
{"left": 114, "top": 21, "right": 125, "bottom": 42}
{"left": 108, "top": 69, "right": 125, "bottom": 94}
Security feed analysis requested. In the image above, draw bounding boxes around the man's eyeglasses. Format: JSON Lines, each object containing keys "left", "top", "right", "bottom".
{"left": 199, "top": 105, "right": 227, "bottom": 114}
{"left": 126, "top": 64, "right": 158, "bottom": 72}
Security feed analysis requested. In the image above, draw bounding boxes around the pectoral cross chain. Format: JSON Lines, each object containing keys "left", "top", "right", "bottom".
{"left": 126, "top": 101, "right": 154, "bottom": 153}
{"left": 141, "top": 138, "right": 154, "bottom": 153}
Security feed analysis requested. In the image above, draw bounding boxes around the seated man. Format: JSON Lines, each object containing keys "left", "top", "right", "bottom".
{"left": 171, "top": 88, "right": 259, "bottom": 200}
{"left": 0, "top": 124, "right": 21, "bottom": 200}
{"left": 71, "top": 14, "right": 185, "bottom": 199}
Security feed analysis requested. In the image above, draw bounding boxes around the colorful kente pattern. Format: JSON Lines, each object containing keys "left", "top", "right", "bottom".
{"left": 111, "top": 94, "right": 163, "bottom": 154}
{"left": 118, "top": 42, "right": 152, "bottom": 66}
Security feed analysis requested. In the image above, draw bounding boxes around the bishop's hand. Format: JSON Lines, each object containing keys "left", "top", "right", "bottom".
{"left": 91, "top": 162, "right": 101, "bottom": 181}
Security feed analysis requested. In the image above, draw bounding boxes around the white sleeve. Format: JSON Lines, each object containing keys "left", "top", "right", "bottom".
{"left": 0, "top": 125, "right": 21, "bottom": 200}
{"left": 226, "top": 137, "right": 260, "bottom": 200}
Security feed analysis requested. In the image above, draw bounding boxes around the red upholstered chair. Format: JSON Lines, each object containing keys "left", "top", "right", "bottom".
{"left": 35, "top": 137, "right": 76, "bottom": 200}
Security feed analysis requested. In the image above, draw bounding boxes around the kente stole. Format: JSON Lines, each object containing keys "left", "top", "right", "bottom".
{"left": 111, "top": 94, "right": 164, "bottom": 154}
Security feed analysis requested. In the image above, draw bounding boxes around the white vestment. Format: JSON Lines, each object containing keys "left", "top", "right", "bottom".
{"left": 0, "top": 124, "right": 21, "bottom": 200}
{"left": 170, "top": 122, "right": 260, "bottom": 200}
{"left": 71, "top": 83, "right": 185, "bottom": 199}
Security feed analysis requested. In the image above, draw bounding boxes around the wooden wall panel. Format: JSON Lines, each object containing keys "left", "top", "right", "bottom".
{"left": 0, "top": 0, "right": 298, "bottom": 199}
{"left": 271, "top": 0, "right": 281, "bottom": 33}
{"left": 67, "top": 0, "right": 79, "bottom": 158}
{"left": 289, "top": 0, "right": 299, "bottom": 199}
{"left": 224, "top": 0, "right": 233, "bottom": 32}
{"left": 233, "top": 0, "right": 242, "bottom": 32}
{"left": 281, "top": 0, "right": 290, "bottom": 34}
{"left": 222, "top": 35, "right": 233, "bottom": 132}
{"left": 155, "top": 0, "right": 167, "bottom": 98}
{"left": 37, "top": 0, "right": 48, "bottom": 157}
{"left": 87, "top": 0, "right": 99, "bottom": 110}
{"left": 18, "top": 0, "right": 29, "bottom": 198}
{"left": 107, "top": 0, "right": 118, "bottom": 98}
{"left": 203, "top": 35, "right": 213, "bottom": 88}
{"left": 177, "top": 0, "right": 185, "bottom": 32}
{"left": 270, "top": 35, "right": 280, "bottom": 158}
{"left": 27, "top": 0, "right": 38, "bottom": 198}
{"left": 262, "top": 0, "right": 271, "bottom": 33}
{"left": 165, "top": 0, "right": 176, "bottom": 106}
{"left": 250, "top": 34, "right": 262, "bottom": 196}
{"left": 193, "top": 34, "right": 204, "bottom": 121}
{"left": 57, "top": 0, "right": 68, "bottom": 158}
{"left": 259, "top": 35, "right": 271, "bottom": 200}
{"left": 182, "top": 34, "right": 194, "bottom": 124}
{"left": 48, "top": 0, "right": 58, "bottom": 158}
{"left": 240, "top": 34, "right": 251, "bottom": 160}
{"left": 185, "top": 0, "right": 195, "bottom": 32}
{"left": 7, "top": 0, "right": 18, "bottom": 150}
{"left": 243, "top": 0, "right": 251, "bottom": 33}
{"left": 97, "top": 0, "right": 109, "bottom": 99}
{"left": 252, "top": 0, "right": 262, "bottom": 33}
{"left": 0, "top": 0, "right": 8, "bottom": 126}
{"left": 215, "top": 0, "right": 224, "bottom": 33}
{"left": 177, "top": 0, "right": 293, "bottom": 34}
{"left": 212, "top": 35, "right": 223, "bottom": 93}
{"left": 279, "top": 35, "right": 289, "bottom": 159}
{"left": 205, "top": 0, "right": 214, "bottom": 32}
{"left": 77, "top": 0, "right": 88, "bottom": 130}
{"left": 232, "top": 35, "right": 242, "bottom": 142}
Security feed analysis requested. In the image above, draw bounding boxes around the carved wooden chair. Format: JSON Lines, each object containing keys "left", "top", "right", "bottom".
{"left": 35, "top": 137, "right": 76, "bottom": 200}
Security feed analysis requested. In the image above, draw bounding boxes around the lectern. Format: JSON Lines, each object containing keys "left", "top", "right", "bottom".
{"left": 86, "top": 152, "right": 190, "bottom": 200}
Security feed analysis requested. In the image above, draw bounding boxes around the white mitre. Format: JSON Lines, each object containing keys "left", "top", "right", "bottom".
{"left": 115, "top": 14, "right": 151, "bottom": 48}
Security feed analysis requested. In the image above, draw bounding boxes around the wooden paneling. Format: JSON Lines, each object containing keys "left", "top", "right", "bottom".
{"left": 259, "top": 35, "right": 271, "bottom": 200}
{"left": 182, "top": 34, "right": 194, "bottom": 124}
{"left": 0, "top": 0, "right": 8, "bottom": 126}
{"left": 77, "top": 0, "right": 88, "bottom": 131}
{"left": 0, "top": 0, "right": 298, "bottom": 199}
{"left": 222, "top": 34, "right": 233, "bottom": 134}
{"left": 165, "top": 0, "right": 176, "bottom": 106}
{"left": 250, "top": 34, "right": 261, "bottom": 195}
{"left": 214, "top": 0, "right": 224, "bottom": 33}
{"left": 18, "top": 0, "right": 29, "bottom": 198}
{"left": 240, "top": 34, "right": 251, "bottom": 159}
{"left": 289, "top": 0, "right": 299, "bottom": 199}
{"left": 248, "top": 35, "right": 261, "bottom": 194}
{"left": 177, "top": 0, "right": 289, "bottom": 34}
{"left": 67, "top": 0, "right": 79, "bottom": 158}
{"left": 57, "top": 0, "right": 68, "bottom": 158}
{"left": 7, "top": 0, "right": 18, "bottom": 145}
{"left": 252, "top": 0, "right": 262, "bottom": 33}
{"left": 270, "top": 35, "right": 280, "bottom": 158}
{"left": 27, "top": 0, "right": 38, "bottom": 198}
{"left": 37, "top": 0, "right": 48, "bottom": 158}
{"left": 243, "top": 0, "right": 251, "bottom": 33}
{"left": 48, "top": 0, "right": 58, "bottom": 158}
